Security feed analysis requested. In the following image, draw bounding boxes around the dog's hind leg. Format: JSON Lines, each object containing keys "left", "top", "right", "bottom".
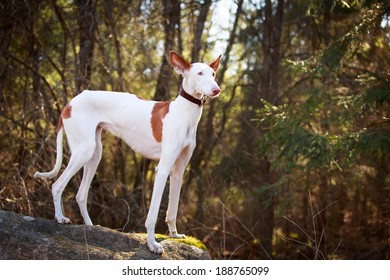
{"left": 75, "top": 126, "right": 103, "bottom": 226}
{"left": 51, "top": 127, "right": 98, "bottom": 224}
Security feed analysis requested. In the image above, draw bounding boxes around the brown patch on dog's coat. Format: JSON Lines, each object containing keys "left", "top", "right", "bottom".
{"left": 57, "top": 103, "right": 72, "bottom": 132}
{"left": 151, "top": 101, "right": 170, "bottom": 142}
{"left": 61, "top": 103, "right": 72, "bottom": 119}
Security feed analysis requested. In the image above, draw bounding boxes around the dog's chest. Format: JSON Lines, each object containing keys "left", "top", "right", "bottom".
{"left": 164, "top": 103, "right": 202, "bottom": 139}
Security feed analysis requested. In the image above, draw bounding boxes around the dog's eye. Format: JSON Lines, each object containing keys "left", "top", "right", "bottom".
{"left": 198, "top": 72, "right": 203, "bottom": 76}
{"left": 212, "top": 72, "right": 216, "bottom": 77}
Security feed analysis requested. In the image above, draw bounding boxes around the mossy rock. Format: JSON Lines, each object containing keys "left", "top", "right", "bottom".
{"left": 0, "top": 210, "right": 210, "bottom": 260}
{"left": 155, "top": 234, "right": 207, "bottom": 251}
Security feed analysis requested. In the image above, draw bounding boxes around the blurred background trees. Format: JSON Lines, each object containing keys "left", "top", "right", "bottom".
{"left": 0, "top": 0, "right": 389, "bottom": 259}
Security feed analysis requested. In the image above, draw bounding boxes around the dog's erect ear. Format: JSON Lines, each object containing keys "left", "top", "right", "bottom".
{"left": 209, "top": 54, "right": 222, "bottom": 72}
{"left": 170, "top": 51, "right": 191, "bottom": 75}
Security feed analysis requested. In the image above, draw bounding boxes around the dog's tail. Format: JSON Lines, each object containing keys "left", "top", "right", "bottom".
{"left": 34, "top": 127, "right": 64, "bottom": 179}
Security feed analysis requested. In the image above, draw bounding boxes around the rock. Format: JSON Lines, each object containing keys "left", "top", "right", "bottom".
{"left": 0, "top": 210, "right": 210, "bottom": 260}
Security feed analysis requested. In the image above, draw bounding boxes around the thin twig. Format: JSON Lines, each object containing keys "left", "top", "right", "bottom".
{"left": 282, "top": 215, "right": 314, "bottom": 242}
{"left": 281, "top": 234, "right": 323, "bottom": 258}
{"left": 316, "top": 228, "right": 326, "bottom": 260}
{"left": 120, "top": 199, "right": 131, "bottom": 232}
{"left": 218, "top": 200, "right": 272, "bottom": 260}
{"left": 308, "top": 191, "right": 318, "bottom": 259}
{"left": 313, "top": 198, "right": 342, "bottom": 219}
{"left": 330, "top": 239, "right": 343, "bottom": 259}
{"left": 229, "top": 244, "right": 244, "bottom": 260}
{"left": 282, "top": 191, "right": 343, "bottom": 259}
{"left": 222, "top": 204, "right": 226, "bottom": 259}
{"left": 208, "top": 242, "right": 222, "bottom": 260}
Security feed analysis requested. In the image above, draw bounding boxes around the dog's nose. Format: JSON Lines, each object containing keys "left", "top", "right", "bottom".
{"left": 212, "top": 87, "right": 220, "bottom": 96}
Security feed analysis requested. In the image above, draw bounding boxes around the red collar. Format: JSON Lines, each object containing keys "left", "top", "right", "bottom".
{"left": 179, "top": 87, "right": 206, "bottom": 107}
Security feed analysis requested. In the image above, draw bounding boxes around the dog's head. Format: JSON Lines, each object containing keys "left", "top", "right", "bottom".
{"left": 170, "top": 51, "right": 221, "bottom": 98}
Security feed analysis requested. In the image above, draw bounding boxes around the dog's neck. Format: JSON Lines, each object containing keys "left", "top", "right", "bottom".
{"left": 178, "top": 86, "right": 206, "bottom": 107}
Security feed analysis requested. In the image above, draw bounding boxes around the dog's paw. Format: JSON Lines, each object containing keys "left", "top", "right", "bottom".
{"left": 170, "top": 232, "right": 186, "bottom": 239}
{"left": 56, "top": 216, "right": 72, "bottom": 224}
{"left": 147, "top": 241, "right": 164, "bottom": 254}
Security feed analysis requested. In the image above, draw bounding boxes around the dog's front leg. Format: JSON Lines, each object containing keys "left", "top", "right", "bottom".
{"left": 145, "top": 169, "right": 168, "bottom": 254}
{"left": 166, "top": 145, "right": 194, "bottom": 239}
{"left": 145, "top": 147, "right": 181, "bottom": 254}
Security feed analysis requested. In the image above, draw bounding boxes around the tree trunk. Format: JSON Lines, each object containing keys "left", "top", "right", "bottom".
{"left": 0, "top": 1, "right": 16, "bottom": 106}
{"left": 102, "top": 0, "right": 127, "bottom": 191}
{"left": 229, "top": 0, "right": 284, "bottom": 259}
{"left": 76, "top": 0, "right": 96, "bottom": 93}
{"left": 315, "top": 172, "right": 328, "bottom": 259}
{"left": 103, "top": 0, "right": 124, "bottom": 92}
{"left": 154, "top": 0, "right": 180, "bottom": 101}
{"left": 191, "top": 0, "right": 212, "bottom": 63}
{"left": 191, "top": 0, "right": 243, "bottom": 227}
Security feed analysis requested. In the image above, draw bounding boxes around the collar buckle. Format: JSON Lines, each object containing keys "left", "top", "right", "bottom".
{"left": 200, "top": 96, "right": 208, "bottom": 106}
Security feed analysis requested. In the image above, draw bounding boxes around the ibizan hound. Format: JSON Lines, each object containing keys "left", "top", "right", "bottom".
{"left": 34, "top": 51, "right": 221, "bottom": 254}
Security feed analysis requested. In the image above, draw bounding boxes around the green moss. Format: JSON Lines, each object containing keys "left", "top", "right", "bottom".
{"left": 155, "top": 234, "right": 207, "bottom": 251}
{"left": 154, "top": 233, "right": 168, "bottom": 241}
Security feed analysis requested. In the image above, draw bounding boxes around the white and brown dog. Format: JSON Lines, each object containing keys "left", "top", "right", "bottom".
{"left": 35, "top": 51, "right": 221, "bottom": 254}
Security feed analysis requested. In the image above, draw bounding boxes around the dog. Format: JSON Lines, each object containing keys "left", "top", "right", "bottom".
{"left": 34, "top": 51, "right": 221, "bottom": 254}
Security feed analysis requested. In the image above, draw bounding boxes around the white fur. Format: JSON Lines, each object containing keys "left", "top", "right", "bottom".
{"left": 34, "top": 51, "right": 221, "bottom": 254}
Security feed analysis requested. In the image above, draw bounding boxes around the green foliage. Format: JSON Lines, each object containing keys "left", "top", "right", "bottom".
{"left": 260, "top": 1, "right": 390, "bottom": 176}
{"left": 318, "top": 34, "right": 353, "bottom": 74}
{"left": 288, "top": 3, "right": 385, "bottom": 78}
{"left": 342, "top": 127, "right": 390, "bottom": 162}
{"left": 257, "top": 71, "right": 390, "bottom": 172}
{"left": 256, "top": 100, "right": 334, "bottom": 173}
{"left": 363, "top": 80, "right": 390, "bottom": 106}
